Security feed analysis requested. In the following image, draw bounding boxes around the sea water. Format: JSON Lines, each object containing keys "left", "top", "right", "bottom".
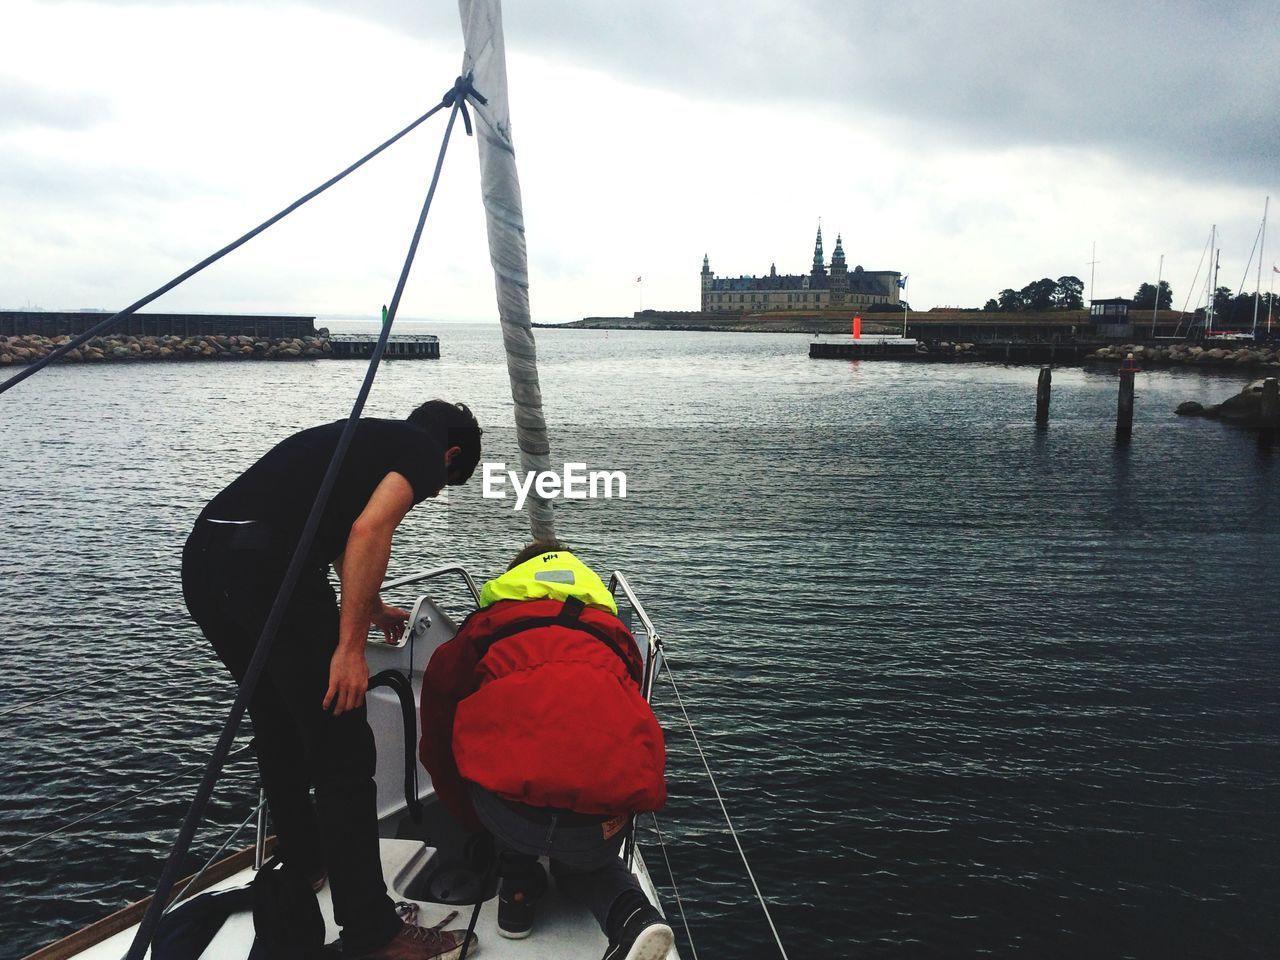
{"left": 1, "top": 325, "right": 1277, "bottom": 958}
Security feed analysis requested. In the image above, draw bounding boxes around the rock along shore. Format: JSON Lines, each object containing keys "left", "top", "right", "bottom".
{"left": 1176, "top": 378, "right": 1280, "bottom": 429}
{"left": 1087, "top": 342, "right": 1280, "bottom": 371}
{"left": 0, "top": 332, "right": 332, "bottom": 365}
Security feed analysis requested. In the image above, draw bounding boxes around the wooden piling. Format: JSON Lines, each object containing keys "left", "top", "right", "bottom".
{"left": 1035, "top": 366, "right": 1052, "bottom": 427}
{"left": 1262, "top": 377, "right": 1279, "bottom": 427}
{"left": 1116, "top": 369, "right": 1135, "bottom": 440}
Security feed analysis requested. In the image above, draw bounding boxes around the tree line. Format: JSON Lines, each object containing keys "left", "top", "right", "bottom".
{"left": 982, "top": 276, "right": 1084, "bottom": 312}
{"left": 1201, "top": 287, "right": 1280, "bottom": 330}
{"left": 979, "top": 277, "right": 1181, "bottom": 312}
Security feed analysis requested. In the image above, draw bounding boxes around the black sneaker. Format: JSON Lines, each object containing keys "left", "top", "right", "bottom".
{"left": 497, "top": 854, "right": 546, "bottom": 939}
{"left": 601, "top": 903, "right": 674, "bottom": 960}
{"left": 497, "top": 886, "right": 535, "bottom": 939}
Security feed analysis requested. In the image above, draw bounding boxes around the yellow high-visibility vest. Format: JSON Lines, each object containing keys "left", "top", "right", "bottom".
{"left": 478, "top": 551, "right": 618, "bottom": 615}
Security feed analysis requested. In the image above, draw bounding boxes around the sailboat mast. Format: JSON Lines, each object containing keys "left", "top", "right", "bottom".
{"left": 1269, "top": 261, "right": 1275, "bottom": 334}
{"left": 1211, "top": 248, "right": 1221, "bottom": 335}
{"left": 902, "top": 276, "right": 908, "bottom": 339}
{"left": 1151, "top": 253, "right": 1163, "bottom": 337}
{"left": 458, "top": 0, "right": 556, "bottom": 540}
{"left": 1205, "top": 224, "right": 1217, "bottom": 336}
{"left": 1088, "top": 240, "right": 1098, "bottom": 305}
{"left": 1253, "top": 197, "right": 1268, "bottom": 337}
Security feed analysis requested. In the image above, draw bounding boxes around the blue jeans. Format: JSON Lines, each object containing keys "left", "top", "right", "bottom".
{"left": 467, "top": 783, "right": 643, "bottom": 934}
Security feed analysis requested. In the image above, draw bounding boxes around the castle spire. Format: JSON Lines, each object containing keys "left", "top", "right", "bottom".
{"left": 832, "top": 233, "right": 846, "bottom": 266}
{"left": 811, "top": 224, "right": 826, "bottom": 278}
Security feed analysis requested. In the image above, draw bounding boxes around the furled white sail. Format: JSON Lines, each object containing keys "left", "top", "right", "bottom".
{"left": 458, "top": 0, "right": 556, "bottom": 540}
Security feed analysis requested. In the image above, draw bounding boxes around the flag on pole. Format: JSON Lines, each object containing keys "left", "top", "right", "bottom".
{"left": 897, "top": 275, "right": 908, "bottom": 289}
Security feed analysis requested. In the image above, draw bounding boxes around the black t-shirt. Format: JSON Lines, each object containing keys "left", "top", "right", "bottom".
{"left": 200, "top": 418, "right": 445, "bottom": 565}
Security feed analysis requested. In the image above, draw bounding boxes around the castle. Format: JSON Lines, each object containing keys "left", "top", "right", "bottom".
{"left": 700, "top": 226, "right": 901, "bottom": 313}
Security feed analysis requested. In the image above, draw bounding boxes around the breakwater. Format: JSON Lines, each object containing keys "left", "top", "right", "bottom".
{"left": 0, "top": 332, "right": 332, "bottom": 364}
{"left": 1087, "top": 342, "right": 1280, "bottom": 370}
{"left": 0, "top": 310, "right": 317, "bottom": 339}
{"left": 0, "top": 332, "right": 442, "bottom": 366}
{"left": 809, "top": 336, "right": 1280, "bottom": 371}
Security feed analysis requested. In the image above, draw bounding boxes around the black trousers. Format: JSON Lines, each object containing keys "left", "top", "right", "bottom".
{"left": 181, "top": 521, "right": 401, "bottom": 952}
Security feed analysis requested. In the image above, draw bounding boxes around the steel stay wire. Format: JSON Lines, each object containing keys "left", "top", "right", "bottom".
{"left": 0, "top": 96, "right": 453, "bottom": 397}
{"left": 165, "top": 798, "right": 265, "bottom": 913}
{"left": 0, "top": 744, "right": 253, "bottom": 861}
{"left": 1175, "top": 231, "right": 1212, "bottom": 336}
{"left": 649, "top": 812, "right": 700, "bottom": 960}
{"left": 661, "top": 653, "right": 791, "bottom": 960}
{"left": 0, "top": 654, "right": 212, "bottom": 721}
{"left": 0, "top": 671, "right": 120, "bottom": 720}
{"left": 122, "top": 80, "right": 474, "bottom": 960}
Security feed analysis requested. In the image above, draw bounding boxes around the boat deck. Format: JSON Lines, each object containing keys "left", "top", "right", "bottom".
{"left": 66, "top": 839, "right": 675, "bottom": 960}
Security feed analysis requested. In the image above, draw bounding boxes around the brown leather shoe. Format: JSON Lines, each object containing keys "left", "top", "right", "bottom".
{"left": 353, "top": 921, "right": 477, "bottom": 960}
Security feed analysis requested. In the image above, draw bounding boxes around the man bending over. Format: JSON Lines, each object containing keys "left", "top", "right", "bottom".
{"left": 183, "top": 400, "right": 481, "bottom": 960}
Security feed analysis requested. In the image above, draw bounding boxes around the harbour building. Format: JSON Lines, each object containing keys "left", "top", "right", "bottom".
{"left": 701, "top": 227, "right": 902, "bottom": 313}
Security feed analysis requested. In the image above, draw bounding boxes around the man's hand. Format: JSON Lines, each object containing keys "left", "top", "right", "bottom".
{"left": 323, "top": 645, "right": 370, "bottom": 716}
{"left": 372, "top": 603, "right": 411, "bottom": 644}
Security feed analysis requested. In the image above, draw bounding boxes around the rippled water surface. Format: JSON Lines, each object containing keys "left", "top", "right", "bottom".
{"left": 2, "top": 325, "right": 1278, "bottom": 959}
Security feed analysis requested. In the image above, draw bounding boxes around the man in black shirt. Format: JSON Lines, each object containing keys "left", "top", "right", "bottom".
{"left": 182, "top": 400, "right": 482, "bottom": 960}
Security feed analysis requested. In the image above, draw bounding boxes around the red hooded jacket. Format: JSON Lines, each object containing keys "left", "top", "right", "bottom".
{"left": 419, "top": 596, "right": 667, "bottom": 830}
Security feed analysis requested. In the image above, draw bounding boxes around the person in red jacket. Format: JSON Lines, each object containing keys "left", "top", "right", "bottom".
{"left": 420, "top": 541, "right": 673, "bottom": 960}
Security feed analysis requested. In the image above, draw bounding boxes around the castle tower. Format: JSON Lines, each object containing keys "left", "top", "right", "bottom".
{"left": 701, "top": 253, "right": 713, "bottom": 311}
{"left": 811, "top": 226, "right": 826, "bottom": 281}
{"left": 829, "top": 233, "right": 849, "bottom": 305}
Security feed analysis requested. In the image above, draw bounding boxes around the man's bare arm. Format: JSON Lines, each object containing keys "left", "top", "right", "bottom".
{"left": 323, "top": 471, "right": 415, "bottom": 715}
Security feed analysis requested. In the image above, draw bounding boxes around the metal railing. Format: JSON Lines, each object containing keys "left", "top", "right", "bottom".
{"left": 381, "top": 563, "right": 482, "bottom": 605}
{"left": 609, "top": 570, "right": 664, "bottom": 704}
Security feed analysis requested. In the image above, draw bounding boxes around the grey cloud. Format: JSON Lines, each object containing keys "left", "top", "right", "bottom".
{"left": 0, "top": 75, "right": 111, "bottom": 131}
{"left": 494, "top": 0, "right": 1279, "bottom": 186}
{"left": 0, "top": 149, "right": 204, "bottom": 211}
{"left": 51, "top": 0, "right": 1279, "bottom": 186}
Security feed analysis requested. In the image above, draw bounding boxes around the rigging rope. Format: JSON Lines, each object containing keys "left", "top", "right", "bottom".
{"left": 1176, "top": 230, "right": 1212, "bottom": 336}
{"left": 0, "top": 97, "right": 453, "bottom": 397}
{"left": 649, "top": 813, "right": 701, "bottom": 960}
{"left": 165, "top": 798, "right": 265, "bottom": 912}
{"left": 0, "top": 744, "right": 252, "bottom": 861}
{"left": 123, "top": 79, "right": 475, "bottom": 960}
{"left": 1234, "top": 218, "right": 1265, "bottom": 306}
{"left": 661, "top": 655, "right": 791, "bottom": 960}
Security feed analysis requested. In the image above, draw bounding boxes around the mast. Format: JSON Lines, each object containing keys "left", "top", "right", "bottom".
{"left": 1253, "top": 196, "right": 1268, "bottom": 337}
{"left": 1269, "top": 260, "right": 1275, "bottom": 334}
{"left": 1151, "top": 253, "right": 1163, "bottom": 338}
{"left": 1088, "top": 241, "right": 1099, "bottom": 305}
{"left": 1205, "top": 225, "right": 1216, "bottom": 336}
{"left": 458, "top": 0, "right": 555, "bottom": 539}
{"left": 1211, "top": 246, "right": 1220, "bottom": 335}
{"left": 901, "top": 276, "right": 908, "bottom": 339}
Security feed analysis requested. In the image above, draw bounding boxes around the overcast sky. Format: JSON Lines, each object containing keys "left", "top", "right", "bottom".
{"left": 1, "top": 0, "right": 1276, "bottom": 322}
